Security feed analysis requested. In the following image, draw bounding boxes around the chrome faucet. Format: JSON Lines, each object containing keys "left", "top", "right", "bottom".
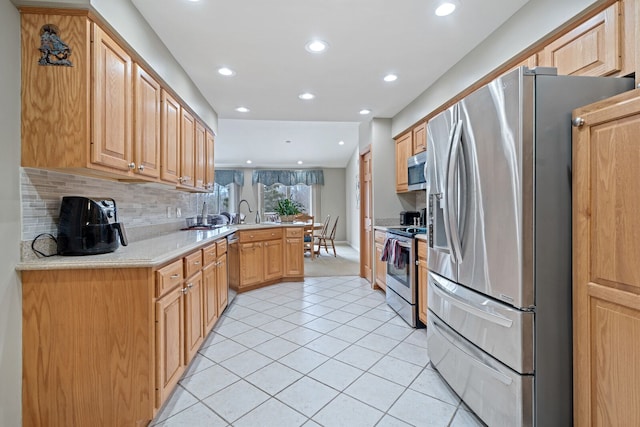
{"left": 236, "top": 199, "right": 252, "bottom": 224}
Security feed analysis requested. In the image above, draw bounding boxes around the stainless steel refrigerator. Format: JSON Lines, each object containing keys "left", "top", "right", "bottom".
{"left": 424, "top": 67, "right": 633, "bottom": 427}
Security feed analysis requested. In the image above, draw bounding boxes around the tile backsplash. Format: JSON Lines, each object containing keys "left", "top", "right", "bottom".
{"left": 21, "top": 168, "right": 218, "bottom": 244}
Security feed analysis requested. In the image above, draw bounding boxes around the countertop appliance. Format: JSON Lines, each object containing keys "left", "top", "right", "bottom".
{"left": 399, "top": 211, "right": 420, "bottom": 226}
{"left": 57, "top": 196, "right": 128, "bottom": 256}
{"left": 384, "top": 226, "right": 427, "bottom": 328}
{"left": 424, "top": 66, "right": 633, "bottom": 426}
{"left": 407, "top": 151, "right": 427, "bottom": 191}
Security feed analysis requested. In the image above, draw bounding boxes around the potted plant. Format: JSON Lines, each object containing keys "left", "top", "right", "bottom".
{"left": 274, "top": 198, "right": 303, "bottom": 222}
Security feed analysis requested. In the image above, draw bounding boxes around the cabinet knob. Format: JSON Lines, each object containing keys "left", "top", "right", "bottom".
{"left": 187, "top": 282, "right": 193, "bottom": 289}
{"left": 571, "top": 117, "right": 585, "bottom": 127}
{"left": 138, "top": 164, "right": 145, "bottom": 172}
{"left": 128, "top": 162, "right": 136, "bottom": 169}
{"left": 181, "top": 287, "right": 188, "bottom": 294}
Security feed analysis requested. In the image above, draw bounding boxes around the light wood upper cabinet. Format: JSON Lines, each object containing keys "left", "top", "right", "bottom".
{"left": 194, "top": 121, "right": 206, "bottom": 190}
{"left": 133, "top": 64, "right": 161, "bottom": 179}
{"left": 91, "top": 24, "right": 133, "bottom": 172}
{"left": 412, "top": 122, "right": 427, "bottom": 154}
{"left": 395, "top": 132, "right": 412, "bottom": 193}
{"left": 161, "top": 90, "right": 182, "bottom": 184}
{"left": 572, "top": 89, "right": 640, "bottom": 426}
{"left": 540, "top": 2, "right": 622, "bottom": 77}
{"left": 206, "top": 130, "right": 216, "bottom": 191}
{"left": 180, "top": 109, "right": 196, "bottom": 188}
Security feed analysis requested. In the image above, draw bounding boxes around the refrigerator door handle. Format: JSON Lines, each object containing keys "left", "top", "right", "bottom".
{"left": 430, "top": 317, "right": 513, "bottom": 386}
{"left": 439, "top": 123, "right": 458, "bottom": 257}
{"left": 446, "top": 119, "right": 464, "bottom": 263}
{"left": 431, "top": 275, "right": 513, "bottom": 328}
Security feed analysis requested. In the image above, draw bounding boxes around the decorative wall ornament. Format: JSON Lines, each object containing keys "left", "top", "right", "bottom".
{"left": 38, "top": 24, "right": 73, "bottom": 66}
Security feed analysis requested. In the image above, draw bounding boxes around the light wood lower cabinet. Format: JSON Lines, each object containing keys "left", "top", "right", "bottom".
{"left": 395, "top": 132, "right": 412, "bottom": 193}
{"left": 572, "top": 89, "right": 640, "bottom": 426}
{"left": 374, "top": 230, "right": 386, "bottom": 291}
{"left": 230, "top": 226, "right": 303, "bottom": 292}
{"left": 417, "top": 240, "right": 428, "bottom": 325}
{"left": 21, "top": 236, "right": 229, "bottom": 426}
{"left": 284, "top": 228, "right": 304, "bottom": 277}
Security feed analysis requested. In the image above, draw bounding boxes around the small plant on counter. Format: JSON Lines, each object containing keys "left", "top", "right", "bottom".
{"left": 274, "top": 198, "right": 303, "bottom": 222}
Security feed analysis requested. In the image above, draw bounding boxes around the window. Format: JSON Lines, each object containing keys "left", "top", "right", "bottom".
{"left": 259, "top": 183, "right": 313, "bottom": 214}
{"left": 211, "top": 183, "right": 235, "bottom": 213}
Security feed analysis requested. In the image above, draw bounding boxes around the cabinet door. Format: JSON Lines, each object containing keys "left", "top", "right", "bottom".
{"left": 240, "top": 242, "right": 263, "bottom": 287}
{"left": 205, "top": 130, "right": 215, "bottom": 191}
{"left": 284, "top": 237, "right": 304, "bottom": 277}
{"left": 194, "top": 121, "right": 206, "bottom": 189}
{"left": 412, "top": 122, "right": 426, "bottom": 154}
{"left": 161, "top": 90, "right": 181, "bottom": 184}
{"left": 540, "top": 3, "right": 621, "bottom": 77}
{"left": 155, "top": 286, "right": 184, "bottom": 408}
{"left": 133, "top": 64, "right": 161, "bottom": 179}
{"left": 395, "top": 132, "right": 411, "bottom": 192}
{"left": 184, "top": 270, "right": 203, "bottom": 363}
{"left": 180, "top": 109, "right": 196, "bottom": 187}
{"left": 264, "top": 239, "right": 283, "bottom": 281}
{"left": 374, "top": 242, "right": 386, "bottom": 291}
{"left": 216, "top": 253, "right": 228, "bottom": 314}
{"left": 573, "top": 90, "right": 640, "bottom": 426}
{"left": 418, "top": 241, "right": 428, "bottom": 324}
{"left": 202, "top": 263, "right": 218, "bottom": 335}
{"left": 91, "top": 25, "right": 133, "bottom": 172}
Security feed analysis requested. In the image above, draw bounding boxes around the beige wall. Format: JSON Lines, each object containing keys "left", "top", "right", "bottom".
{"left": 345, "top": 149, "right": 359, "bottom": 248}
{"left": 0, "top": 2, "right": 23, "bottom": 426}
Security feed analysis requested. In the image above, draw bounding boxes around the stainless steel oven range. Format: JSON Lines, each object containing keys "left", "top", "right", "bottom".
{"left": 384, "top": 226, "right": 426, "bottom": 328}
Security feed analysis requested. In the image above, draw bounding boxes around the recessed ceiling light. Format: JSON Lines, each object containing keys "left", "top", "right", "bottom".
{"left": 297, "top": 160, "right": 303, "bottom": 165}
{"left": 285, "top": 140, "right": 292, "bottom": 144}
{"left": 305, "top": 40, "right": 328, "bottom": 53}
{"left": 384, "top": 74, "right": 398, "bottom": 82}
{"left": 359, "top": 109, "right": 371, "bottom": 115}
{"left": 299, "top": 92, "right": 315, "bottom": 100}
{"left": 338, "top": 140, "right": 345, "bottom": 145}
{"left": 246, "top": 160, "right": 252, "bottom": 164}
{"left": 235, "top": 106, "right": 250, "bottom": 113}
{"left": 217, "top": 67, "right": 235, "bottom": 76}
{"left": 435, "top": 1, "right": 456, "bottom": 16}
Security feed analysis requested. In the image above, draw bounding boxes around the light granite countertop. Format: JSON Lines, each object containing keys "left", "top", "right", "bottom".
{"left": 17, "top": 222, "right": 305, "bottom": 271}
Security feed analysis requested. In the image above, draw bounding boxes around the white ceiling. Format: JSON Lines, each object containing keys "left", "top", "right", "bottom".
{"left": 130, "top": 0, "right": 529, "bottom": 168}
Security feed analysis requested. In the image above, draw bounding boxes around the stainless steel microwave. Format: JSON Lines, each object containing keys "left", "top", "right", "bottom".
{"left": 407, "top": 151, "right": 426, "bottom": 191}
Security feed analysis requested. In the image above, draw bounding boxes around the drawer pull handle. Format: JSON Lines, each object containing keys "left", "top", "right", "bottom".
{"left": 194, "top": 261, "right": 200, "bottom": 265}
{"left": 170, "top": 274, "right": 180, "bottom": 279}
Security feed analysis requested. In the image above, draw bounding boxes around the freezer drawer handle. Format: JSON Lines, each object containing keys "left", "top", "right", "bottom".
{"left": 431, "top": 318, "right": 513, "bottom": 386}
{"left": 431, "top": 276, "right": 513, "bottom": 328}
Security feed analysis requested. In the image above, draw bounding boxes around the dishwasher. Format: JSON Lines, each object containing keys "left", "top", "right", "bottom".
{"left": 226, "top": 232, "right": 238, "bottom": 307}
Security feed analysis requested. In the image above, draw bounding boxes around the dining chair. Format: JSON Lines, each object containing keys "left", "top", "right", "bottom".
{"left": 294, "top": 213, "right": 315, "bottom": 260}
{"left": 317, "top": 215, "right": 339, "bottom": 257}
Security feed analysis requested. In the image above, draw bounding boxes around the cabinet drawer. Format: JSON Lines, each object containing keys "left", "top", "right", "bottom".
{"left": 184, "top": 250, "right": 203, "bottom": 278}
{"left": 418, "top": 240, "right": 427, "bottom": 259}
{"left": 202, "top": 242, "right": 217, "bottom": 266}
{"left": 156, "top": 259, "right": 183, "bottom": 297}
{"left": 239, "top": 228, "right": 283, "bottom": 243}
{"left": 374, "top": 230, "right": 386, "bottom": 244}
{"left": 216, "top": 238, "right": 228, "bottom": 255}
{"left": 286, "top": 227, "right": 303, "bottom": 238}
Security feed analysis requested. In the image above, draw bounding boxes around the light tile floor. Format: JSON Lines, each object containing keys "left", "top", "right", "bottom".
{"left": 150, "top": 276, "right": 486, "bottom": 427}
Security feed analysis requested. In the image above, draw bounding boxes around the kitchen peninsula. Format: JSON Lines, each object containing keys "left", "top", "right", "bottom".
{"left": 17, "top": 222, "right": 304, "bottom": 427}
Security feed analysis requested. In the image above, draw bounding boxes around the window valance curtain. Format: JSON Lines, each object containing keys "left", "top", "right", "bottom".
{"left": 252, "top": 169, "right": 325, "bottom": 186}
{"left": 214, "top": 170, "right": 244, "bottom": 186}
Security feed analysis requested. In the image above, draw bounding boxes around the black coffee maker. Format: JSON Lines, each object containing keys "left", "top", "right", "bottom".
{"left": 57, "top": 196, "right": 128, "bottom": 255}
